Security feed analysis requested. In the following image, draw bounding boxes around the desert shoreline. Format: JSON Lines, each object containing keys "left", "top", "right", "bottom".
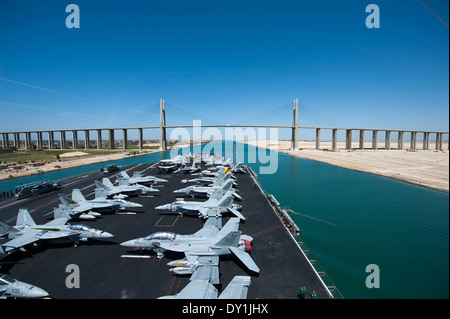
{"left": 244, "top": 140, "right": 449, "bottom": 192}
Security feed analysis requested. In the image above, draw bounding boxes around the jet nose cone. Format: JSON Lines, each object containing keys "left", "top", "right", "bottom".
{"left": 120, "top": 239, "right": 137, "bottom": 247}
{"left": 28, "top": 286, "right": 50, "bottom": 298}
{"left": 155, "top": 204, "right": 168, "bottom": 210}
{"left": 100, "top": 231, "right": 114, "bottom": 238}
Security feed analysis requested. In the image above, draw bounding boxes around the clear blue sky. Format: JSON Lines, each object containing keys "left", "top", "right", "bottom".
{"left": 0, "top": 0, "right": 448, "bottom": 140}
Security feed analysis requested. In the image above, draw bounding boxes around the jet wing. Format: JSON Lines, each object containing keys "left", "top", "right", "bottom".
{"left": 226, "top": 207, "right": 246, "bottom": 221}
{"left": 153, "top": 241, "right": 191, "bottom": 252}
{"left": 171, "top": 280, "right": 218, "bottom": 299}
{"left": 229, "top": 246, "right": 260, "bottom": 273}
{"left": 45, "top": 217, "right": 70, "bottom": 227}
{"left": 0, "top": 234, "right": 39, "bottom": 253}
{"left": 198, "top": 207, "right": 222, "bottom": 219}
{"left": 193, "top": 216, "right": 222, "bottom": 238}
{"left": 218, "top": 276, "right": 251, "bottom": 299}
{"left": 189, "top": 255, "right": 220, "bottom": 285}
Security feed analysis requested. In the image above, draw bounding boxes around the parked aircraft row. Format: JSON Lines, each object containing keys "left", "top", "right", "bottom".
{"left": 121, "top": 156, "right": 255, "bottom": 299}
{"left": 1, "top": 155, "right": 253, "bottom": 299}
{"left": 0, "top": 165, "right": 166, "bottom": 298}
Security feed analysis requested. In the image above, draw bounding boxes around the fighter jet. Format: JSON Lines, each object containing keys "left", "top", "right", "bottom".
{"left": 0, "top": 208, "right": 113, "bottom": 254}
{"left": 58, "top": 189, "right": 121, "bottom": 220}
{"left": 0, "top": 274, "right": 49, "bottom": 299}
{"left": 121, "top": 217, "right": 259, "bottom": 275}
{"left": 116, "top": 171, "right": 167, "bottom": 186}
{"left": 155, "top": 190, "right": 245, "bottom": 220}
{"left": 174, "top": 179, "right": 241, "bottom": 200}
{"left": 188, "top": 170, "right": 236, "bottom": 186}
{"left": 173, "top": 160, "right": 200, "bottom": 174}
{"left": 158, "top": 275, "right": 251, "bottom": 299}
{"left": 95, "top": 178, "right": 158, "bottom": 198}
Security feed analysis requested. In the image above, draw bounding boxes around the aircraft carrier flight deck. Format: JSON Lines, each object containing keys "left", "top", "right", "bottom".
{"left": 0, "top": 162, "right": 333, "bottom": 299}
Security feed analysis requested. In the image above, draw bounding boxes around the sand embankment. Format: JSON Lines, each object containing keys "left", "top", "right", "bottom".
{"left": 0, "top": 150, "right": 158, "bottom": 181}
{"left": 245, "top": 140, "right": 449, "bottom": 192}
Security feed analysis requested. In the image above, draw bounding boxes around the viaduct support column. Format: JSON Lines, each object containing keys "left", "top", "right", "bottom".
{"left": 398, "top": 131, "right": 404, "bottom": 150}
{"left": 332, "top": 129, "right": 338, "bottom": 151}
{"left": 346, "top": 129, "right": 352, "bottom": 150}
{"left": 48, "top": 132, "right": 54, "bottom": 149}
{"left": 438, "top": 133, "right": 443, "bottom": 151}
{"left": 385, "top": 131, "right": 391, "bottom": 150}
{"left": 423, "top": 132, "right": 430, "bottom": 150}
{"left": 60, "top": 131, "right": 66, "bottom": 149}
{"left": 138, "top": 128, "right": 143, "bottom": 150}
{"left": 37, "top": 132, "right": 43, "bottom": 149}
{"left": 84, "top": 130, "right": 90, "bottom": 149}
{"left": 410, "top": 132, "right": 417, "bottom": 150}
{"left": 315, "top": 128, "right": 320, "bottom": 150}
{"left": 13, "top": 133, "right": 19, "bottom": 149}
{"left": 291, "top": 98, "right": 299, "bottom": 151}
{"left": 123, "top": 129, "right": 128, "bottom": 150}
{"left": 97, "top": 130, "right": 102, "bottom": 150}
{"left": 109, "top": 129, "right": 115, "bottom": 150}
{"left": 159, "top": 99, "right": 167, "bottom": 151}
{"left": 72, "top": 130, "right": 78, "bottom": 149}
{"left": 26, "top": 132, "right": 32, "bottom": 150}
{"left": 372, "top": 130, "right": 378, "bottom": 150}
{"left": 359, "top": 130, "right": 365, "bottom": 150}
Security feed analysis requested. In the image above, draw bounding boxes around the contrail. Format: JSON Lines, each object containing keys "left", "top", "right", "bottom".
{"left": 0, "top": 77, "right": 111, "bottom": 107}
{"left": 420, "top": 1, "right": 449, "bottom": 29}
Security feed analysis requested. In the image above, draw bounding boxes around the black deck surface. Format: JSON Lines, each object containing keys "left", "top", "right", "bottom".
{"left": 0, "top": 163, "right": 331, "bottom": 299}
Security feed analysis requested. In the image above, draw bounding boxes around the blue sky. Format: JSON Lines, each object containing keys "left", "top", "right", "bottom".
{"left": 0, "top": 0, "right": 448, "bottom": 140}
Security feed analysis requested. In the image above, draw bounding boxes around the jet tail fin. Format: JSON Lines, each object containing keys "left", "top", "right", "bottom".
{"left": 215, "top": 230, "right": 241, "bottom": 247}
{"left": 54, "top": 205, "right": 72, "bottom": 220}
{"left": 102, "top": 178, "right": 115, "bottom": 188}
{"left": 218, "top": 276, "right": 251, "bottom": 299}
{"left": 16, "top": 208, "right": 36, "bottom": 226}
{"left": 59, "top": 193, "right": 77, "bottom": 205}
{"left": 71, "top": 189, "right": 86, "bottom": 203}
{"left": 95, "top": 180, "right": 107, "bottom": 190}
{"left": 229, "top": 246, "right": 260, "bottom": 273}
{"left": 0, "top": 219, "right": 17, "bottom": 236}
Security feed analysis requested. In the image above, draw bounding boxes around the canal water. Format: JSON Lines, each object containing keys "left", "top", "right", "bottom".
{"left": 0, "top": 142, "right": 448, "bottom": 299}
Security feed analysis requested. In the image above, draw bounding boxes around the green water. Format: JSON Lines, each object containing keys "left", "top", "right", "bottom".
{"left": 1, "top": 142, "right": 448, "bottom": 299}
{"left": 244, "top": 145, "right": 449, "bottom": 299}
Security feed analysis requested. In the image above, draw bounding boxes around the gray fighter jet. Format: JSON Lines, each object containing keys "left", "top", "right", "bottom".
{"left": 155, "top": 190, "right": 245, "bottom": 220}
{"left": 121, "top": 217, "right": 259, "bottom": 274}
{"left": 96, "top": 178, "right": 158, "bottom": 198}
{"left": 158, "top": 275, "right": 251, "bottom": 299}
{"left": 116, "top": 171, "right": 167, "bottom": 186}
{"left": 0, "top": 208, "right": 113, "bottom": 254}
{"left": 174, "top": 179, "right": 241, "bottom": 200}
{"left": 58, "top": 189, "right": 121, "bottom": 219}
{"left": 173, "top": 161, "right": 200, "bottom": 174}
{"left": 0, "top": 274, "right": 49, "bottom": 299}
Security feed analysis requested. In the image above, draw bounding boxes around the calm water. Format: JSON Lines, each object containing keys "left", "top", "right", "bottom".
{"left": 1, "top": 143, "right": 448, "bottom": 299}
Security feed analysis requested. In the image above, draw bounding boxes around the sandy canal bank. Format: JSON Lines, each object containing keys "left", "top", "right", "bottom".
{"left": 0, "top": 150, "right": 160, "bottom": 181}
{"left": 245, "top": 140, "right": 449, "bottom": 192}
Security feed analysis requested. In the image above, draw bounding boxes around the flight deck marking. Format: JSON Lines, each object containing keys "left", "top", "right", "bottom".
{"left": 155, "top": 215, "right": 179, "bottom": 227}
{"left": 251, "top": 226, "right": 283, "bottom": 239}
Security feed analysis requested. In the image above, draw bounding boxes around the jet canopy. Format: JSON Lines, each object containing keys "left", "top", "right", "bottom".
{"left": 144, "top": 232, "right": 176, "bottom": 241}
{"left": 68, "top": 224, "right": 92, "bottom": 231}
{"left": 0, "top": 275, "right": 16, "bottom": 285}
